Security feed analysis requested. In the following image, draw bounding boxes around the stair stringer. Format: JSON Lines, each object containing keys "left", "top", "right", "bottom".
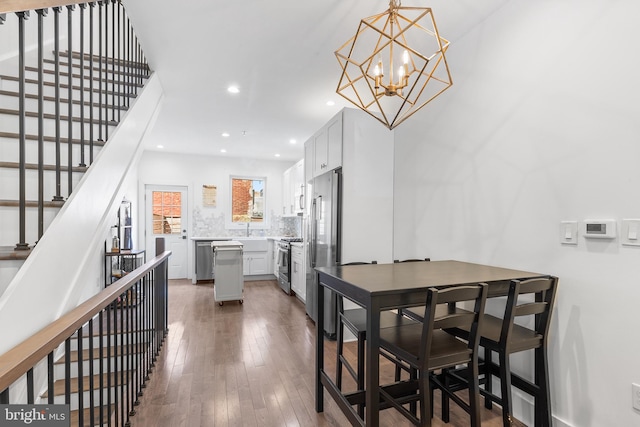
{"left": 0, "top": 73, "right": 163, "bottom": 356}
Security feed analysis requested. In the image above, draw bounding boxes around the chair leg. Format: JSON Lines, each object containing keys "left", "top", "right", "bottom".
{"left": 484, "top": 347, "right": 493, "bottom": 410}
{"left": 336, "top": 318, "right": 344, "bottom": 390}
{"left": 534, "top": 347, "right": 552, "bottom": 427}
{"left": 418, "top": 373, "right": 432, "bottom": 427}
{"left": 468, "top": 360, "right": 482, "bottom": 427}
{"left": 499, "top": 351, "right": 513, "bottom": 427}
{"left": 441, "top": 368, "right": 450, "bottom": 423}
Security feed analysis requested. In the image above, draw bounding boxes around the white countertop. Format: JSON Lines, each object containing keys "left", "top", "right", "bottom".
{"left": 191, "top": 236, "right": 299, "bottom": 241}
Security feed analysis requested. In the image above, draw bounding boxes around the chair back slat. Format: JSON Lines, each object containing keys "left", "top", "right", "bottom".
{"left": 434, "top": 312, "right": 476, "bottom": 330}
{"left": 419, "top": 283, "right": 488, "bottom": 369}
{"left": 500, "top": 276, "right": 559, "bottom": 347}
{"left": 514, "top": 301, "right": 547, "bottom": 317}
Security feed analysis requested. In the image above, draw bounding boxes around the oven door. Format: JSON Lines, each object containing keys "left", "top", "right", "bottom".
{"left": 276, "top": 245, "right": 290, "bottom": 280}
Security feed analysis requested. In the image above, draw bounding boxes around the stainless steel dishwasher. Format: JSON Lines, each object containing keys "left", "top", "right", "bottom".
{"left": 196, "top": 241, "right": 214, "bottom": 281}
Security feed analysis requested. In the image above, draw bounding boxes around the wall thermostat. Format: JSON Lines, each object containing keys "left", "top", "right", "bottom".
{"left": 583, "top": 219, "right": 616, "bottom": 239}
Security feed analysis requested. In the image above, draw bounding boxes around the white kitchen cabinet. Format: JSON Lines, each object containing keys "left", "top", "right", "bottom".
{"left": 282, "top": 159, "right": 305, "bottom": 216}
{"left": 290, "top": 243, "right": 305, "bottom": 302}
{"left": 243, "top": 251, "right": 269, "bottom": 276}
{"left": 304, "top": 107, "right": 395, "bottom": 265}
{"left": 306, "top": 112, "right": 343, "bottom": 180}
{"left": 282, "top": 167, "right": 292, "bottom": 215}
{"left": 304, "top": 138, "right": 314, "bottom": 183}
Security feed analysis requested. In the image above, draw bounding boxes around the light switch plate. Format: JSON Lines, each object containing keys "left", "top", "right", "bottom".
{"left": 559, "top": 221, "right": 578, "bottom": 245}
{"left": 621, "top": 219, "right": 640, "bottom": 246}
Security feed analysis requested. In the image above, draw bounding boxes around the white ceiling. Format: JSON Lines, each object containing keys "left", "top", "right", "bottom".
{"left": 123, "top": 0, "right": 509, "bottom": 162}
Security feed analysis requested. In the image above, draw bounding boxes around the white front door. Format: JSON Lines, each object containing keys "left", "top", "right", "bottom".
{"left": 145, "top": 185, "right": 188, "bottom": 279}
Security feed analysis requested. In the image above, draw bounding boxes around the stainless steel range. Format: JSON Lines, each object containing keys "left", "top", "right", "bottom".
{"left": 276, "top": 238, "right": 302, "bottom": 295}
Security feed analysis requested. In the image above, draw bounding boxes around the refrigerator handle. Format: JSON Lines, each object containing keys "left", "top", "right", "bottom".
{"left": 310, "top": 198, "right": 317, "bottom": 267}
{"left": 317, "top": 195, "right": 322, "bottom": 220}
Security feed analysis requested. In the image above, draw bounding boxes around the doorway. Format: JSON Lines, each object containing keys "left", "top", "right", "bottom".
{"left": 145, "top": 185, "right": 188, "bottom": 279}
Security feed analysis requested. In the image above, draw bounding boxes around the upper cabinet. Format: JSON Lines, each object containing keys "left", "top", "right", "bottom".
{"left": 282, "top": 159, "right": 305, "bottom": 216}
{"left": 305, "top": 111, "right": 343, "bottom": 181}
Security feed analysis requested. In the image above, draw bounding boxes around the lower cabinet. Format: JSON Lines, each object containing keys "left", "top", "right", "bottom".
{"left": 290, "top": 244, "right": 305, "bottom": 302}
{"left": 243, "top": 251, "right": 269, "bottom": 276}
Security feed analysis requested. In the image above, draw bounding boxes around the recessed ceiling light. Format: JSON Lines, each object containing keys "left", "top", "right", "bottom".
{"left": 157, "top": 145, "right": 164, "bottom": 149}
{"left": 275, "top": 154, "right": 281, "bottom": 157}
{"left": 289, "top": 139, "right": 297, "bottom": 144}
{"left": 227, "top": 85, "right": 240, "bottom": 94}
{"left": 326, "top": 100, "right": 335, "bottom": 106}
{"left": 221, "top": 132, "right": 230, "bottom": 137}
{"left": 220, "top": 149, "right": 227, "bottom": 153}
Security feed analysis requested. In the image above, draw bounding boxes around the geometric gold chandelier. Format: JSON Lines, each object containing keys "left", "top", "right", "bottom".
{"left": 335, "top": 1, "right": 452, "bottom": 129}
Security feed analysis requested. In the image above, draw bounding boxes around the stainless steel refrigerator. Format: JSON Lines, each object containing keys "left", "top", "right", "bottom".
{"left": 305, "top": 169, "right": 341, "bottom": 338}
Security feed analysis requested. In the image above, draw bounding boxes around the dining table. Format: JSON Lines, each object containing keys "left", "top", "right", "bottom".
{"left": 314, "top": 260, "right": 550, "bottom": 427}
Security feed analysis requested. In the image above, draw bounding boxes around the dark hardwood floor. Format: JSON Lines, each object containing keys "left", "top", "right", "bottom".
{"left": 131, "top": 279, "right": 523, "bottom": 427}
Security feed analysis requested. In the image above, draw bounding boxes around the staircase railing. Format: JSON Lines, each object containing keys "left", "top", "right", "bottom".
{"left": 0, "top": 240, "right": 170, "bottom": 427}
{"left": 0, "top": 0, "right": 149, "bottom": 251}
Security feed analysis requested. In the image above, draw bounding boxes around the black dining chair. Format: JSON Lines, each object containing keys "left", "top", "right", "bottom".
{"left": 377, "top": 283, "right": 488, "bottom": 427}
{"left": 443, "top": 276, "right": 559, "bottom": 427}
{"left": 335, "top": 261, "right": 414, "bottom": 417}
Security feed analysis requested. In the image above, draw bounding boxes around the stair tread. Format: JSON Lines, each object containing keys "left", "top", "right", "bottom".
{"left": 43, "top": 58, "right": 149, "bottom": 79}
{"left": 0, "top": 199, "right": 65, "bottom": 208}
{"left": 0, "top": 89, "right": 129, "bottom": 110}
{"left": 0, "top": 131, "right": 107, "bottom": 146}
{"left": 0, "top": 106, "right": 118, "bottom": 126}
{"left": 0, "top": 161, "right": 88, "bottom": 172}
{"left": 57, "top": 344, "right": 149, "bottom": 364}
{"left": 0, "top": 246, "right": 31, "bottom": 260}
{"left": 70, "top": 405, "right": 115, "bottom": 427}
{"left": 41, "top": 372, "right": 131, "bottom": 397}
{"left": 0, "top": 74, "right": 138, "bottom": 97}
{"left": 24, "top": 65, "right": 145, "bottom": 88}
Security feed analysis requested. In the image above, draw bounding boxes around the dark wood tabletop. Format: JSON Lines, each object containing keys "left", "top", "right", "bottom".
{"left": 314, "top": 260, "right": 550, "bottom": 427}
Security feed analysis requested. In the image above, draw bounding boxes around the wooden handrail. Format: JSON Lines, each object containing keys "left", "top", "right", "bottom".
{"left": 0, "top": 0, "right": 91, "bottom": 14}
{"left": 0, "top": 250, "right": 171, "bottom": 392}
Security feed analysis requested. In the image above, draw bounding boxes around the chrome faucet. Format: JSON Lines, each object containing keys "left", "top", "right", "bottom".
{"left": 246, "top": 222, "right": 250, "bottom": 237}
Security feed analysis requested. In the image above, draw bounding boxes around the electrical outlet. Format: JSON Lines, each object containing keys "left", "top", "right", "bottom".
{"left": 633, "top": 383, "right": 640, "bottom": 411}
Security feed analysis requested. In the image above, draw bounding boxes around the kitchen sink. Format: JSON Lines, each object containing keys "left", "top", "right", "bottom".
{"left": 235, "top": 238, "right": 268, "bottom": 252}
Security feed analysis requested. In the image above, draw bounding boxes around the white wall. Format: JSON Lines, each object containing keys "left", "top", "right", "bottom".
{"left": 393, "top": 1, "right": 640, "bottom": 426}
{"left": 136, "top": 150, "right": 295, "bottom": 278}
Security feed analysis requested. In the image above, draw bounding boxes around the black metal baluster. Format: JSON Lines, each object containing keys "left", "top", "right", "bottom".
{"left": 99, "top": 309, "right": 105, "bottom": 426}
{"left": 143, "top": 275, "right": 150, "bottom": 386}
{"left": 119, "top": 297, "right": 125, "bottom": 427}
{"left": 15, "top": 11, "right": 29, "bottom": 251}
{"left": 27, "top": 368, "right": 34, "bottom": 403}
{"left": 66, "top": 5, "right": 74, "bottom": 196}
{"left": 47, "top": 352, "right": 55, "bottom": 404}
{"left": 127, "top": 17, "right": 132, "bottom": 99}
{"left": 116, "top": 0, "right": 121, "bottom": 121}
{"left": 135, "top": 280, "right": 142, "bottom": 404}
{"left": 78, "top": 326, "right": 85, "bottom": 427}
{"left": 37, "top": 8, "right": 47, "bottom": 241}
{"left": 65, "top": 337, "right": 71, "bottom": 407}
{"left": 53, "top": 7, "right": 64, "bottom": 202}
{"left": 89, "top": 319, "right": 95, "bottom": 427}
{"left": 89, "top": 2, "right": 95, "bottom": 164}
{"left": 111, "top": 0, "right": 116, "bottom": 123}
{"left": 127, "top": 290, "right": 133, "bottom": 422}
{"left": 104, "top": 0, "right": 110, "bottom": 140}
{"left": 79, "top": 4, "right": 86, "bottom": 167}
{"left": 114, "top": 297, "right": 121, "bottom": 427}
{"left": 113, "top": 0, "right": 122, "bottom": 121}
{"left": 0, "top": 388, "right": 9, "bottom": 403}
{"left": 107, "top": 303, "right": 113, "bottom": 427}
{"left": 97, "top": 1, "right": 103, "bottom": 144}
